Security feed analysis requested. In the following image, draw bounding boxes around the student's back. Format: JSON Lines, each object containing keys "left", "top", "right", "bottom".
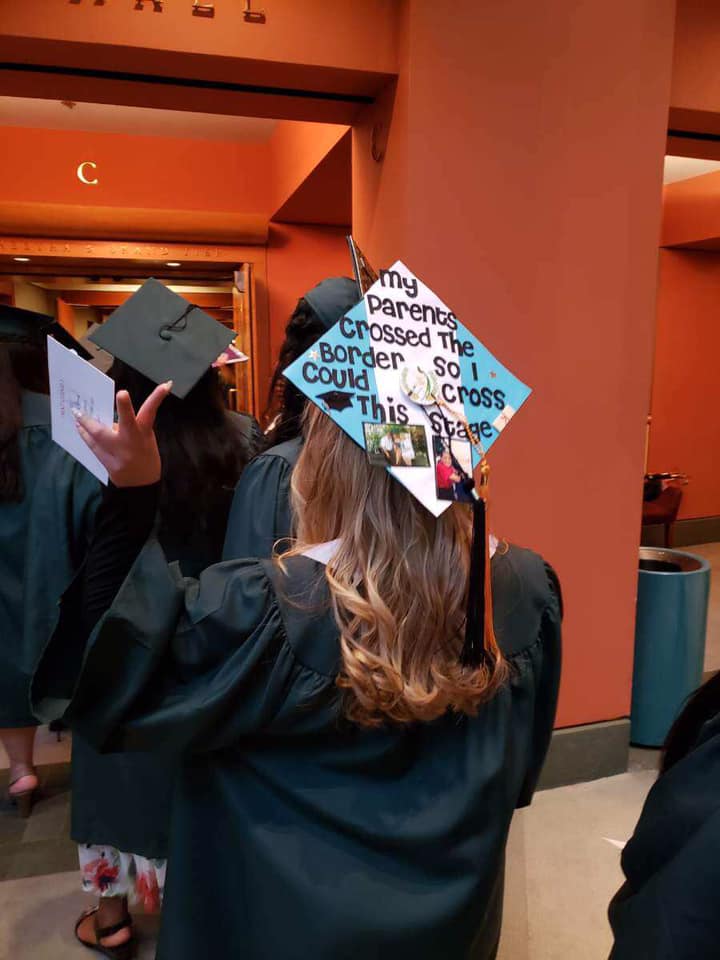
{"left": 35, "top": 405, "right": 562, "bottom": 960}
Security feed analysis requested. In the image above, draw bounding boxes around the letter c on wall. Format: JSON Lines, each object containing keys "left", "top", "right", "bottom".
{"left": 77, "top": 161, "right": 99, "bottom": 185}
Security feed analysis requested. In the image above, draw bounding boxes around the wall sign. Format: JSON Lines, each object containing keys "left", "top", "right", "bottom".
{"left": 77, "top": 161, "right": 99, "bottom": 185}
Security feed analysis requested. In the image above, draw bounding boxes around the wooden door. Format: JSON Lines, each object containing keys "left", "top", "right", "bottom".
{"left": 229, "top": 264, "right": 255, "bottom": 415}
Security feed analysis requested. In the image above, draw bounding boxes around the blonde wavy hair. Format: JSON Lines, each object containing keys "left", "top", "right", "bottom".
{"left": 281, "top": 406, "right": 508, "bottom": 727}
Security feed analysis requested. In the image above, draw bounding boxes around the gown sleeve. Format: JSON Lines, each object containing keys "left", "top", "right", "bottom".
{"left": 515, "top": 562, "right": 563, "bottom": 808}
{"left": 22, "top": 448, "right": 102, "bottom": 677}
{"left": 32, "top": 486, "right": 332, "bottom": 755}
{"left": 222, "top": 451, "right": 294, "bottom": 559}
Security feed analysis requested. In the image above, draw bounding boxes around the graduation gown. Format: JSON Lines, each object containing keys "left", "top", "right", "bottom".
{"left": 0, "top": 391, "right": 100, "bottom": 727}
{"left": 70, "top": 411, "right": 261, "bottom": 859}
{"left": 33, "top": 535, "right": 561, "bottom": 960}
{"left": 222, "top": 436, "right": 301, "bottom": 559}
{"left": 609, "top": 710, "right": 720, "bottom": 959}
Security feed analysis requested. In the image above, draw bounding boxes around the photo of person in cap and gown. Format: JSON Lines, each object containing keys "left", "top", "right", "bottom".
{"left": 33, "top": 287, "right": 561, "bottom": 960}
{"left": 0, "top": 305, "right": 101, "bottom": 820}
{"left": 41, "top": 280, "right": 261, "bottom": 959}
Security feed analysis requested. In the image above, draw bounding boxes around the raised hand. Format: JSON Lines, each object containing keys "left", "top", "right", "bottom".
{"left": 75, "top": 381, "right": 172, "bottom": 487}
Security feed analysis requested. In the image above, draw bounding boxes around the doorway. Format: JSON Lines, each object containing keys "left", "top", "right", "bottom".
{"left": 0, "top": 237, "right": 268, "bottom": 416}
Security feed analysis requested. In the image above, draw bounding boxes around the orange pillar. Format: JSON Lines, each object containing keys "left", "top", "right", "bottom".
{"left": 354, "top": 0, "right": 677, "bottom": 727}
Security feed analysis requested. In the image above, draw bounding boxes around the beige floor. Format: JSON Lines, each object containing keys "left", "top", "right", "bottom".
{"left": 498, "top": 770, "right": 655, "bottom": 960}
{"left": 0, "top": 766, "right": 655, "bottom": 960}
{"left": 0, "top": 871, "right": 159, "bottom": 960}
{"left": 686, "top": 542, "right": 720, "bottom": 673}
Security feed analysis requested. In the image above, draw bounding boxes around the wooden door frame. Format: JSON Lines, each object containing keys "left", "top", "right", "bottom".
{"left": 0, "top": 235, "right": 270, "bottom": 416}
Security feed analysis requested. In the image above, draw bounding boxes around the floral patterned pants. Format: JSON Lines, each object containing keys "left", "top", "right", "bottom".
{"left": 78, "top": 844, "right": 167, "bottom": 913}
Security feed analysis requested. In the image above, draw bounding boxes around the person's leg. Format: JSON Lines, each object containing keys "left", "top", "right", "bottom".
{"left": 77, "top": 846, "right": 134, "bottom": 952}
{"left": 0, "top": 727, "right": 38, "bottom": 795}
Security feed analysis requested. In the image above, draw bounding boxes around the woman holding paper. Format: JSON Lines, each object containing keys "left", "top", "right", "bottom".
{"left": 59, "top": 281, "right": 261, "bottom": 959}
{"left": 34, "top": 378, "right": 562, "bottom": 960}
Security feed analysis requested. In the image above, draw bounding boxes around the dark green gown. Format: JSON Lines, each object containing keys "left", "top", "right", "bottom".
{"left": 609, "top": 709, "right": 720, "bottom": 959}
{"left": 0, "top": 391, "right": 100, "bottom": 727}
{"left": 70, "top": 411, "right": 260, "bottom": 858}
{"left": 222, "top": 436, "right": 301, "bottom": 560}
{"left": 33, "top": 534, "right": 561, "bottom": 960}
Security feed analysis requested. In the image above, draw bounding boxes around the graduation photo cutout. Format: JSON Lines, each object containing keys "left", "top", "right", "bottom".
{"left": 283, "top": 260, "right": 532, "bottom": 517}
{"left": 364, "top": 423, "right": 430, "bottom": 468}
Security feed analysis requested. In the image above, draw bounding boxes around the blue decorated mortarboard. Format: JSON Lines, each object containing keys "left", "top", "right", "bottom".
{"left": 284, "top": 260, "right": 531, "bottom": 517}
{"left": 284, "top": 260, "right": 533, "bottom": 669}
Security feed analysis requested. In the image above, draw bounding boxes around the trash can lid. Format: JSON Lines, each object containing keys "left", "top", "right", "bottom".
{"left": 639, "top": 547, "right": 709, "bottom": 574}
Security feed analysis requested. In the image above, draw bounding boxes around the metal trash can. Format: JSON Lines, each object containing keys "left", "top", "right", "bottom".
{"left": 631, "top": 547, "right": 711, "bottom": 747}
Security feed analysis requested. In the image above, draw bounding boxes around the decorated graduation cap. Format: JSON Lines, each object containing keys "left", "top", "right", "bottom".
{"left": 0, "top": 304, "right": 93, "bottom": 360}
{"left": 89, "top": 278, "right": 235, "bottom": 399}
{"left": 284, "top": 260, "right": 532, "bottom": 669}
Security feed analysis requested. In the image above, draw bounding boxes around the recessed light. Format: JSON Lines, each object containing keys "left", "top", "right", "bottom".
{"left": 166, "top": 261, "right": 181, "bottom": 267}
{"left": 13, "top": 256, "right": 30, "bottom": 262}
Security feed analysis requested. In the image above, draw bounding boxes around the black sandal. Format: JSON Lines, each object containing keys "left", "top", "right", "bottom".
{"left": 74, "top": 907, "right": 136, "bottom": 960}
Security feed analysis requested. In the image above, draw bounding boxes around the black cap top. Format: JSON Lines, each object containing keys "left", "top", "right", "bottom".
{"left": 303, "top": 277, "right": 361, "bottom": 331}
{"left": 89, "top": 278, "right": 235, "bottom": 398}
{"left": 0, "top": 304, "right": 92, "bottom": 360}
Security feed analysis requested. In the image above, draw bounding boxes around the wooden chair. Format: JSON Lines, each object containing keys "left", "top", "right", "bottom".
{"left": 642, "top": 485, "right": 683, "bottom": 548}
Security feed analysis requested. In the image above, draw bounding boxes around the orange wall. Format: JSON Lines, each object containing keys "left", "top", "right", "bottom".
{"left": 662, "top": 172, "right": 720, "bottom": 247}
{"left": 354, "top": 0, "right": 676, "bottom": 728}
{"left": 671, "top": 0, "right": 720, "bottom": 117}
{"left": 0, "top": 0, "right": 398, "bottom": 79}
{"left": 269, "top": 122, "right": 349, "bottom": 215}
{"left": 0, "top": 126, "right": 271, "bottom": 213}
{"left": 265, "top": 222, "right": 350, "bottom": 400}
{"left": 649, "top": 249, "right": 720, "bottom": 519}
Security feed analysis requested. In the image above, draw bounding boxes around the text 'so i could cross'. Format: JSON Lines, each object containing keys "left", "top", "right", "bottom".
{"left": 77, "top": 161, "right": 99, "bottom": 186}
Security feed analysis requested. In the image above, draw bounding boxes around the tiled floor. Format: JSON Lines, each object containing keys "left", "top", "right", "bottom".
{"left": 1, "top": 547, "right": 714, "bottom": 956}
{"left": 0, "top": 750, "right": 655, "bottom": 960}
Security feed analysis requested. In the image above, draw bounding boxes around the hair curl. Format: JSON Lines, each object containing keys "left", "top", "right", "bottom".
{"left": 282, "top": 406, "right": 508, "bottom": 727}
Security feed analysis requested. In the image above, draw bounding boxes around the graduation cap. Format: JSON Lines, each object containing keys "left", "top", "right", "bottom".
{"left": 89, "top": 278, "right": 234, "bottom": 399}
{"left": 317, "top": 389, "right": 354, "bottom": 412}
{"left": 284, "top": 260, "right": 532, "bottom": 670}
{"left": 303, "top": 277, "right": 361, "bottom": 331}
{"left": 0, "top": 304, "right": 93, "bottom": 360}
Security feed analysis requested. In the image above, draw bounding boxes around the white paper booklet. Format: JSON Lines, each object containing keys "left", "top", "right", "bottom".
{"left": 47, "top": 335, "right": 115, "bottom": 485}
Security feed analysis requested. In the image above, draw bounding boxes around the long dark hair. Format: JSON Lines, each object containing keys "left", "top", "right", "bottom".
{"left": 661, "top": 671, "right": 720, "bottom": 774}
{"left": 0, "top": 342, "right": 49, "bottom": 503}
{"left": 109, "top": 360, "right": 251, "bottom": 546}
{"left": 263, "top": 298, "right": 327, "bottom": 446}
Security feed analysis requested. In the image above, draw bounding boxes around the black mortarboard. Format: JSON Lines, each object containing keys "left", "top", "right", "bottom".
{"left": 317, "top": 389, "right": 355, "bottom": 412}
{"left": 0, "top": 304, "right": 92, "bottom": 360}
{"left": 303, "top": 277, "right": 361, "bottom": 331}
{"left": 88, "top": 278, "right": 234, "bottom": 399}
